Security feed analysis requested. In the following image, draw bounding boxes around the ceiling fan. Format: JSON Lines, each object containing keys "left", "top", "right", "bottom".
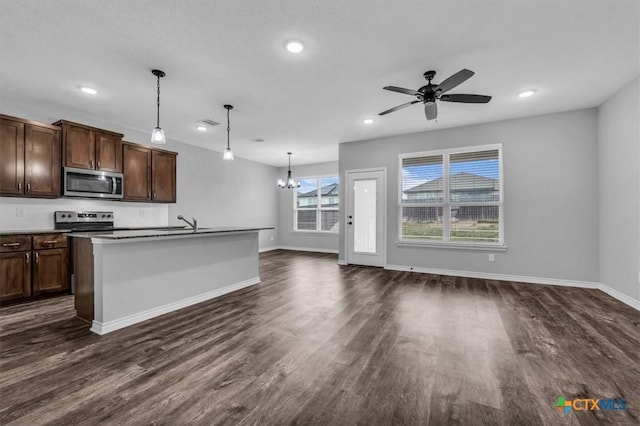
{"left": 379, "top": 69, "right": 491, "bottom": 121}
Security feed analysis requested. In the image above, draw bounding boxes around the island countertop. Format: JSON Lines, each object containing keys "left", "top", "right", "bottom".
{"left": 68, "top": 226, "right": 274, "bottom": 242}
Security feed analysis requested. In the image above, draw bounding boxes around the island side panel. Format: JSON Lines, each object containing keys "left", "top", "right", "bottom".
{"left": 73, "top": 237, "right": 94, "bottom": 323}
{"left": 92, "top": 231, "right": 259, "bottom": 334}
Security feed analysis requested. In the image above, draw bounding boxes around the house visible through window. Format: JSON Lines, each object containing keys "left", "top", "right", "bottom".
{"left": 400, "top": 145, "right": 503, "bottom": 245}
{"left": 295, "top": 176, "right": 339, "bottom": 232}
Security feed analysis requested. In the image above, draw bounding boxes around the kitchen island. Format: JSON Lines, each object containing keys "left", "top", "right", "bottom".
{"left": 70, "top": 227, "right": 272, "bottom": 335}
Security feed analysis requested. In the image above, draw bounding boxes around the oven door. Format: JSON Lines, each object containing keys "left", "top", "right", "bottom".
{"left": 64, "top": 167, "right": 124, "bottom": 199}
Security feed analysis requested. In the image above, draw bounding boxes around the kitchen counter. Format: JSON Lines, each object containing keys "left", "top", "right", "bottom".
{"left": 73, "top": 226, "right": 270, "bottom": 335}
{"left": 0, "top": 226, "right": 189, "bottom": 236}
{"left": 69, "top": 227, "right": 272, "bottom": 241}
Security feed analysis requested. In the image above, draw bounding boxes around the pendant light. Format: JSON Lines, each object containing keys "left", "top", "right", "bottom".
{"left": 150, "top": 69, "right": 166, "bottom": 144}
{"left": 278, "top": 152, "right": 300, "bottom": 188}
{"left": 223, "top": 104, "right": 234, "bottom": 160}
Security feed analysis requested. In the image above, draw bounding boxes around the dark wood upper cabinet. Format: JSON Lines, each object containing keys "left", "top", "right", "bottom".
{"left": 123, "top": 143, "right": 152, "bottom": 201}
{"left": 25, "top": 125, "right": 61, "bottom": 197}
{"left": 123, "top": 142, "right": 176, "bottom": 203}
{"left": 95, "top": 131, "right": 122, "bottom": 172}
{"left": 0, "top": 114, "right": 60, "bottom": 198}
{"left": 0, "top": 117, "right": 25, "bottom": 195}
{"left": 54, "top": 120, "right": 122, "bottom": 172}
{"left": 152, "top": 150, "right": 176, "bottom": 202}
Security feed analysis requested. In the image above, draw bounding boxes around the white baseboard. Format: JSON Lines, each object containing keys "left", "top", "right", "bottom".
{"left": 384, "top": 264, "right": 599, "bottom": 289}
{"left": 598, "top": 283, "right": 640, "bottom": 310}
{"left": 384, "top": 264, "right": 639, "bottom": 311}
{"left": 261, "top": 245, "right": 339, "bottom": 254}
{"left": 90, "top": 277, "right": 261, "bottom": 335}
{"left": 259, "top": 245, "right": 280, "bottom": 253}
{"left": 337, "top": 259, "right": 348, "bottom": 265}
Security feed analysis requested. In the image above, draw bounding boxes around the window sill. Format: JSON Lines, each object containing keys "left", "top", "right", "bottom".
{"left": 396, "top": 240, "right": 508, "bottom": 251}
{"left": 292, "top": 230, "right": 339, "bottom": 235}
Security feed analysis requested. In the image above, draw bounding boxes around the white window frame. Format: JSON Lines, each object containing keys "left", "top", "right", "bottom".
{"left": 397, "top": 143, "right": 506, "bottom": 250}
{"left": 293, "top": 174, "right": 340, "bottom": 234}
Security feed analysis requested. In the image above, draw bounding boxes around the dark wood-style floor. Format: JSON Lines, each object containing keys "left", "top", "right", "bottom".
{"left": 1, "top": 250, "right": 638, "bottom": 425}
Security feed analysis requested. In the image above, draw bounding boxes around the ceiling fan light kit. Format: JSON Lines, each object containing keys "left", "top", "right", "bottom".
{"left": 379, "top": 69, "right": 491, "bottom": 121}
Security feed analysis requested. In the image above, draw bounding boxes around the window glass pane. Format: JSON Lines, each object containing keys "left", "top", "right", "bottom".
{"left": 450, "top": 206, "right": 499, "bottom": 242}
{"left": 401, "top": 207, "right": 443, "bottom": 240}
{"left": 450, "top": 150, "right": 499, "bottom": 203}
{"left": 296, "top": 210, "right": 317, "bottom": 230}
{"left": 354, "top": 179, "right": 377, "bottom": 252}
{"left": 297, "top": 178, "right": 318, "bottom": 208}
{"left": 320, "top": 176, "right": 339, "bottom": 207}
{"left": 402, "top": 155, "right": 444, "bottom": 203}
{"left": 321, "top": 210, "right": 340, "bottom": 232}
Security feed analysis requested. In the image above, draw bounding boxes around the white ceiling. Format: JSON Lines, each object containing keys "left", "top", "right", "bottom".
{"left": 1, "top": 1, "right": 638, "bottom": 167}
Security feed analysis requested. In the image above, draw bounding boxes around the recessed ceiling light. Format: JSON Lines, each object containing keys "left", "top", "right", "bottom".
{"left": 286, "top": 41, "right": 304, "bottom": 53}
{"left": 80, "top": 87, "right": 97, "bottom": 95}
{"left": 196, "top": 124, "right": 207, "bottom": 132}
{"left": 518, "top": 89, "right": 536, "bottom": 98}
{"left": 363, "top": 118, "right": 374, "bottom": 124}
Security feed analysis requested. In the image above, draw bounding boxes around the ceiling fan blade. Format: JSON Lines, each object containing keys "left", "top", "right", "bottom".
{"left": 440, "top": 94, "right": 492, "bottom": 103}
{"left": 378, "top": 100, "right": 420, "bottom": 115}
{"left": 424, "top": 102, "right": 437, "bottom": 120}
{"left": 383, "top": 86, "right": 421, "bottom": 96}
{"left": 435, "top": 69, "right": 475, "bottom": 94}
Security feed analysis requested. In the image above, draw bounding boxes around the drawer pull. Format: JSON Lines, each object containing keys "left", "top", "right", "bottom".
{"left": 42, "top": 240, "right": 58, "bottom": 244}
{"left": 2, "top": 242, "right": 20, "bottom": 247}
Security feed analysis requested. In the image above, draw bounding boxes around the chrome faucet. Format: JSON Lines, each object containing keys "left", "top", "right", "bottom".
{"left": 177, "top": 215, "right": 198, "bottom": 231}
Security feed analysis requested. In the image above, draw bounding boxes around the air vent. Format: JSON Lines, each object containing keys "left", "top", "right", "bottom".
{"left": 201, "top": 119, "right": 219, "bottom": 126}
{"left": 250, "top": 138, "right": 264, "bottom": 142}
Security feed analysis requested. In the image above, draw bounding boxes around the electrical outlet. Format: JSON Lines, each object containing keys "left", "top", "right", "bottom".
{"left": 488, "top": 253, "right": 495, "bottom": 262}
{"left": 15, "top": 207, "right": 24, "bottom": 217}
{"left": 139, "top": 209, "right": 145, "bottom": 217}
{"left": 270, "top": 235, "right": 274, "bottom": 241}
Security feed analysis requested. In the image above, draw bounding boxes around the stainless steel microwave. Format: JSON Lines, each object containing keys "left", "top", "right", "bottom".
{"left": 63, "top": 167, "right": 124, "bottom": 199}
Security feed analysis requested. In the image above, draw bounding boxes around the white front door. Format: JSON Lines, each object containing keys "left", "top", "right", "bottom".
{"left": 346, "top": 169, "right": 385, "bottom": 267}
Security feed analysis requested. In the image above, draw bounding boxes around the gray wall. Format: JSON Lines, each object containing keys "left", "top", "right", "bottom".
{"left": 339, "top": 109, "right": 600, "bottom": 283}
{"left": 0, "top": 97, "right": 279, "bottom": 249}
{"left": 167, "top": 142, "right": 279, "bottom": 249}
{"left": 597, "top": 76, "right": 640, "bottom": 300}
{"left": 277, "top": 161, "right": 339, "bottom": 252}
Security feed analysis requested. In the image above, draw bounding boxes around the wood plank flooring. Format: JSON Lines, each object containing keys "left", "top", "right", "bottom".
{"left": 1, "top": 250, "right": 638, "bottom": 425}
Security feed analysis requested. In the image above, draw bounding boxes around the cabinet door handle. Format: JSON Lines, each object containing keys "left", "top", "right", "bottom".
{"left": 90, "top": 160, "right": 94, "bottom": 168}
{"left": 17, "top": 181, "right": 22, "bottom": 190}
{"left": 2, "top": 242, "right": 20, "bottom": 247}
{"left": 35, "top": 252, "right": 39, "bottom": 263}
{"left": 25, "top": 252, "right": 30, "bottom": 264}
{"left": 97, "top": 161, "right": 101, "bottom": 169}
{"left": 153, "top": 191, "right": 156, "bottom": 199}
{"left": 27, "top": 183, "right": 31, "bottom": 192}
{"left": 148, "top": 192, "right": 151, "bottom": 199}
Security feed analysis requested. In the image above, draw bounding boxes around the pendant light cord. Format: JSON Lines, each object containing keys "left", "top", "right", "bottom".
{"left": 156, "top": 74, "right": 161, "bottom": 127}
{"left": 226, "top": 107, "right": 231, "bottom": 149}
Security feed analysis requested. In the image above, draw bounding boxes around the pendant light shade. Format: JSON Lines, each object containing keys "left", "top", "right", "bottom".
{"left": 223, "top": 104, "right": 234, "bottom": 161}
{"left": 278, "top": 152, "right": 300, "bottom": 189}
{"left": 150, "top": 69, "right": 166, "bottom": 145}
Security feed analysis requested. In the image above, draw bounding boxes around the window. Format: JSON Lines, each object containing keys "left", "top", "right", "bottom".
{"left": 399, "top": 144, "right": 503, "bottom": 246}
{"left": 294, "top": 176, "right": 339, "bottom": 232}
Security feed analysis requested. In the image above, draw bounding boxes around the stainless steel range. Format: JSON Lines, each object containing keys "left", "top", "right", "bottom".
{"left": 54, "top": 211, "right": 115, "bottom": 232}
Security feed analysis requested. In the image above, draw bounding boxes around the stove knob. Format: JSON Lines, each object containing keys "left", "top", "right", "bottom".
{"left": 101, "top": 214, "right": 106, "bottom": 218}
{"left": 107, "top": 214, "right": 112, "bottom": 218}
{"left": 61, "top": 214, "right": 66, "bottom": 218}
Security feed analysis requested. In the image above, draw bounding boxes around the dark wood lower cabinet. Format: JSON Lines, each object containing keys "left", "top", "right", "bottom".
{"left": 0, "top": 234, "right": 69, "bottom": 304}
{"left": 33, "top": 248, "right": 68, "bottom": 295}
{"left": 0, "top": 251, "right": 31, "bottom": 302}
